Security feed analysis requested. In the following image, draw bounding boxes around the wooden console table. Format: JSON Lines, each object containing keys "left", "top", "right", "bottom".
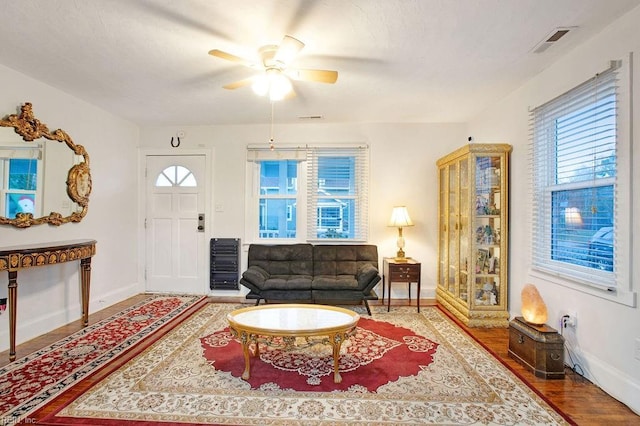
{"left": 0, "top": 239, "right": 97, "bottom": 361}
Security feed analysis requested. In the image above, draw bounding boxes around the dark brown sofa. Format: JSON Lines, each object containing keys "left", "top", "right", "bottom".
{"left": 239, "top": 244, "right": 380, "bottom": 315}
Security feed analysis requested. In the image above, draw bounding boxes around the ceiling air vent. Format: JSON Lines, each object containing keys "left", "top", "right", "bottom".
{"left": 531, "top": 27, "right": 575, "bottom": 53}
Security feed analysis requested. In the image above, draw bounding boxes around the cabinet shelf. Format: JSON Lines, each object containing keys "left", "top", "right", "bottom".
{"left": 436, "top": 143, "right": 511, "bottom": 328}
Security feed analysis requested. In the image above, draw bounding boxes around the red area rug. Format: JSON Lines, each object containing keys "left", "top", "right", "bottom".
{"left": 0, "top": 294, "right": 206, "bottom": 424}
{"left": 201, "top": 317, "right": 438, "bottom": 391}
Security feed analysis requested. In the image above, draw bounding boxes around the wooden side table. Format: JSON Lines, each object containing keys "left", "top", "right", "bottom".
{"left": 383, "top": 257, "right": 421, "bottom": 312}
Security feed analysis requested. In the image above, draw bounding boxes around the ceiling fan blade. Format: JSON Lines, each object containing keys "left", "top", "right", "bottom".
{"left": 222, "top": 78, "right": 254, "bottom": 90}
{"left": 208, "top": 49, "right": 255, "bottom": 68}
{"left": 274, "top": 35, "right": 304, "bottom": 66}
{"left": 287, "top": 68, "right": 338, "bottom": 84}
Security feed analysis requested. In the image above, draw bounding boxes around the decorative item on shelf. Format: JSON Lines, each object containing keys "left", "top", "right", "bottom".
{"left": 487, "top": 167, "right": 500, "bottom": 186}
{"left": 476, "top": 225, "right": 497, "bottom": 244}
{"left": 475, "top": 195, "right": 488, "bottom": 214}
{"left": 388, "top": 206, "right": 414, "bottom": 261}
{"left": 487, "top": 204, "right": 500, "bottom": 215}
{"left": 488, "top": 256, "right": 498, "bottom": 273}
{"left": 484, "top": 225, "right": 494, "bottom": 244}
{"left": 476, "top": 248, "right": 489, "bottom": 273}
{"left": 521, "top": 283, "right": 548, "bottom": 326}
{"left": 475, "top": 280, "right": 498, "bottom": 306}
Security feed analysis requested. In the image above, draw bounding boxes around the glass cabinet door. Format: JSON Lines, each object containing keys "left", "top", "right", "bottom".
{"left": 458, "top": 158, "right": 469, "bottom": 302}
{"left": 472, "top": 155, "right": 502, "bottom": 308}
{"left": 438, "top": 167, "right": 446, "bottom": 289}
{"left": 447, "top": 162, "right": 457, "bottom": 293}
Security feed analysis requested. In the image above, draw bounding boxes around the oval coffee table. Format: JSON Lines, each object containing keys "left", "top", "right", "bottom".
{"left": 227, "top": 304, "right": 360, "bottom": 383}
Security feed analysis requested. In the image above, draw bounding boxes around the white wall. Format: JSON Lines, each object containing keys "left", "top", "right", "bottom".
{"left": 468, "top": 6, "right": 640, "bottom": 415}
{"left": 139, "top": 122, "right": 467, "bottom": 299}
{"left": 0, "top": 64, "right": 141, "bottom": 351}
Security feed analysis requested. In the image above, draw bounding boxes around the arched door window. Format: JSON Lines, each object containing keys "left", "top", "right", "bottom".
{"left": 155, "top": 165, "right": 197, "bottom": 187}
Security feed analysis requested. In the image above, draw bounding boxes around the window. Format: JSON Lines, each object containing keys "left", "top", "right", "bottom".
{"left": 155, "top": 165, "right": 197, "bottom": 187}
{"left": 247, "top": 145, "right": 369, "bottom": 242}
{"left": 530, "top": 63, "right": 620, "bottom": 290}
{"left": 0, "top": 146, "right": 42, "bottom": 218}
{"left": 258, "top": 160, "right": 297, "bottom": 239}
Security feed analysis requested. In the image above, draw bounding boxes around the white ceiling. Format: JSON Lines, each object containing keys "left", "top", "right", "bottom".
{"left": 1, "top": 0, "right": 638, "bottom": 126}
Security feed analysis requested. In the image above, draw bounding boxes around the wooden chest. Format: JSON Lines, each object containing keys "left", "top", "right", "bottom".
{"left": 508, "top": 317, "right": 565, "bottom": 379}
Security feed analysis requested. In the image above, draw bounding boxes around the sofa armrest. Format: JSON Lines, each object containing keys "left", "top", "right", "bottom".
{"left": 241, "top": 265, "right": 270, "bottom": 289}
{"left": 356, "top": 263, "right": 380, "bottom": 289}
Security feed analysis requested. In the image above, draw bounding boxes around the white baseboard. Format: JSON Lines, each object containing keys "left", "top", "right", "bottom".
{"left": 581, "top": 351, "right": 640, "bottom": 416}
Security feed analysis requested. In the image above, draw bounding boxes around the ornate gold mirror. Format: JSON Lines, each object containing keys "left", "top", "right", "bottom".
{"left": 0, "top": 103, "right": 91, "bottom": 228}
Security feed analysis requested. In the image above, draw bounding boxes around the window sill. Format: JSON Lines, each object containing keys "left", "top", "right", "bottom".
{"left": 529, "top": 268, "right": 636, "bottom": 307}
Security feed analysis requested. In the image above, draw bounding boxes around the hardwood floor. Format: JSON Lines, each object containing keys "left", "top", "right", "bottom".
{"left": 1, "top": 295, "right": 638, "bottom": 425}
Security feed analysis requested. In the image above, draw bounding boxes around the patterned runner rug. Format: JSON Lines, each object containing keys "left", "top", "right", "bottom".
{"left": 31, "top": 303, "right": 573, "bottom": 425}
{"left": 0, "top": 294, "right": 207, "bottom": 424}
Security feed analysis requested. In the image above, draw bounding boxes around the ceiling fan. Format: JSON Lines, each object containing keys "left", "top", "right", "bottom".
{"left": 208, "top": 35, "right": 338, "bottom": 101}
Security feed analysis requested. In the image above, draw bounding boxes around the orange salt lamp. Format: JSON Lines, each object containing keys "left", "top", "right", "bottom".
{"left": 521, "top": 283, "right": 548, "bottom": 326}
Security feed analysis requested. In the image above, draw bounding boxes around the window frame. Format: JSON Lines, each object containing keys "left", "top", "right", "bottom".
{"left": 529, "top": 59, "right": 635, "bottom": 306}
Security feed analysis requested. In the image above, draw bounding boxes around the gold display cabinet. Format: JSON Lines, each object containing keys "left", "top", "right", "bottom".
{"left": 436, "top": 144, "right": 511, "bottom": 327}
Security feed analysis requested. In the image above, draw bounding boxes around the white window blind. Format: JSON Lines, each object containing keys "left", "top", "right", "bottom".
{"left": 530, "top": 62, "right": 619, "bottom": 289}
{"left": 306, "top": 145, "right": 369, "bottom": 241}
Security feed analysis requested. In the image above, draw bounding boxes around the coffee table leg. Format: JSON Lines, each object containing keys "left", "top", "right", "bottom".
{"left": 330, "top": 333, "right": 344, "bottom": 383}
{"left": 241, "top": 340, "right": 251, "bottom": 380}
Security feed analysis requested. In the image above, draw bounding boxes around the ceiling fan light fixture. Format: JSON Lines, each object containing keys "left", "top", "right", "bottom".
{"left": 268, "top": 73, "right": 292, "bottom": 101}
{"left": 251, "top": 74, "right": 269, "bottom": 96}
{"left": 252, "top": 70, "right": 292, "bottom": 101}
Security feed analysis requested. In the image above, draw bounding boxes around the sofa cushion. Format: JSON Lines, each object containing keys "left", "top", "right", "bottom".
{"left": 241, "top": 265, "right": 270, "bottom": 288}
{"left": 312, "top": 275, "right": 359, "bottom": 290}
{"left": 248, "top": 244, "right": 314, "bottom": 276}
{"left": 313, "top": 245, "right": 379, "bottom": 276}
{"left": 262, "top": 275, "right": 313, "bottom": 290}
{"left": 356, "top": 263, "right": 379, "bottom": 288}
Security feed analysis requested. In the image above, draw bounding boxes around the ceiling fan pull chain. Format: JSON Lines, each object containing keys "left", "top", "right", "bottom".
{"left": 269, "top": 102, "right": 275, "bottom": 151}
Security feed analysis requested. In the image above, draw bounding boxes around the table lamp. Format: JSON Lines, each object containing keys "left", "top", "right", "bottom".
{"left": 388, "top": 206, "right": 414, "bottom": 261}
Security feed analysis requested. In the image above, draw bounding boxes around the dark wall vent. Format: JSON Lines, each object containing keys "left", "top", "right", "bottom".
{"left": 210, "top": 238, "right": 240, "bottom": 290}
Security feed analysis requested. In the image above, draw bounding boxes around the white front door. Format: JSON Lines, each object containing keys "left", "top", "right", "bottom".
{"left": 145, "top": 155, "right": 207, "bottom": 294}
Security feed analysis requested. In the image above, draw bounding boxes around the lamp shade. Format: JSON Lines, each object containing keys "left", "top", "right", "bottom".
{"left": 388, "top": 206, "right": 414, "bottom": 227}
{"left": 564, "top": 207, "right": 583, "bottom": 227}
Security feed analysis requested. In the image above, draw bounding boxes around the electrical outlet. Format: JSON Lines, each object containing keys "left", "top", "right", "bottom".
{"left": 635, "top": 338, "right": 640, "bottom": 361}
{"left": 561, "top": 312, "right": 577, "bottom": 328}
